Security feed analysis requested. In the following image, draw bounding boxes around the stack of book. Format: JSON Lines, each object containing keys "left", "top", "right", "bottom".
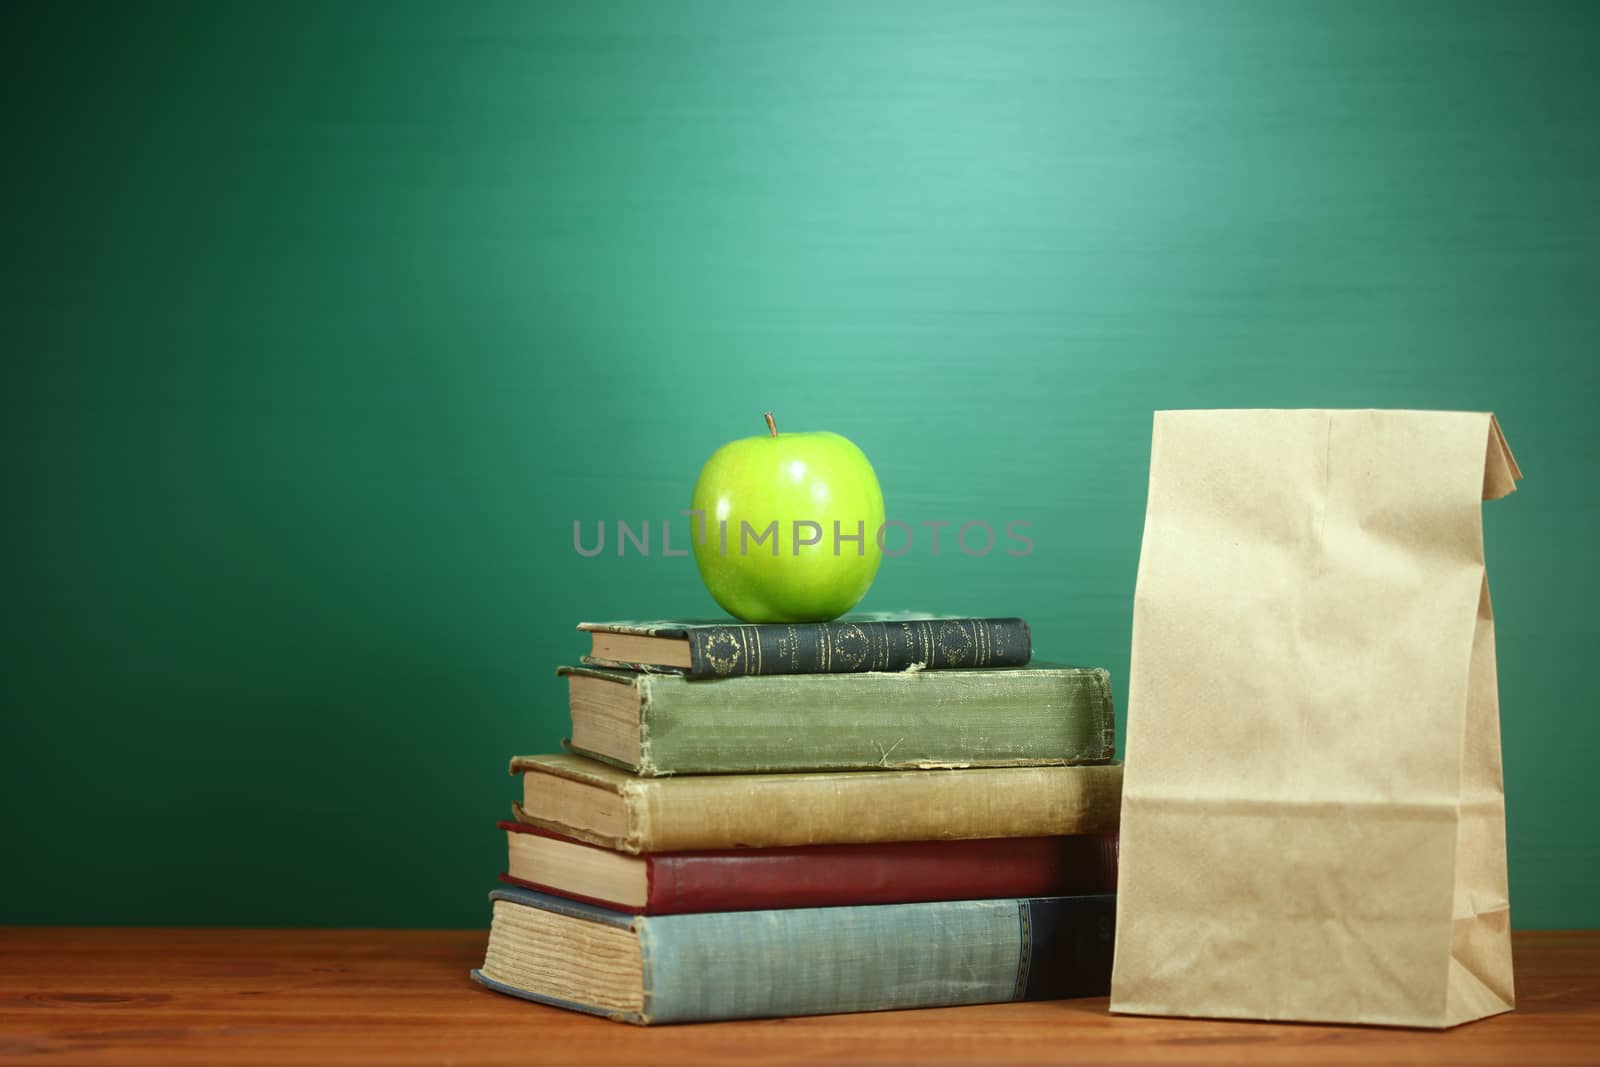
{"left": 471, "top": 616, "right": 1124, "bottom": 1025}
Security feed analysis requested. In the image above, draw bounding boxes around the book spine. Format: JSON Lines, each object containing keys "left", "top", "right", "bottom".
{"left": 645, "top": 835, "right": 1118, "bottom": 914}
{"left": 637, "top": 894, "right": 1116, "bottom": 1023}
{"left": 681, "top": 617, "right": 1031, "bottom": 679}
{"left": 629, "top": 667, "right": 1115, "bottom": 775}
{"left": 1017, "top": 895, "right": 1120, "bottom": 1001}
{"left": 630, "top": 763, "right": 1123, "bottom": 852}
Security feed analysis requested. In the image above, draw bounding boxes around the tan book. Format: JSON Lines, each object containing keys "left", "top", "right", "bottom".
{"left": 511, "top": 753, "right": 1122, "bottom": 854}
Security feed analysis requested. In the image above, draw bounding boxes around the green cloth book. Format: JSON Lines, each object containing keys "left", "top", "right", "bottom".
{"left": 560, "top": 664, "right": 1116, "bottom": 776}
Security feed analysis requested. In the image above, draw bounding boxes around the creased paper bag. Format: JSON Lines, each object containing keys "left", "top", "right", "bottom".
{"left": 1110, "top": 410, "right": 1521, "bottom": 1029}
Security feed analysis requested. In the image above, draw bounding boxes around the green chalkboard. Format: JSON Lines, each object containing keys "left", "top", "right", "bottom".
{"left": 3, "top": 1, "right": 1596, "bottom": 928}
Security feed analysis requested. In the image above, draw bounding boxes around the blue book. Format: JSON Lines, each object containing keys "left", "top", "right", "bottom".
{"left": 471, "top": 886, "right": 1115, "bottom": 1025}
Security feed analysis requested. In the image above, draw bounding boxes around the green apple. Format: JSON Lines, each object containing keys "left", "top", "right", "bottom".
{"left": 690, "top": 414, "right": 885, "bottom": 622}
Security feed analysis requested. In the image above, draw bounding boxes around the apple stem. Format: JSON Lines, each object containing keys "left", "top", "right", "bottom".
{"left": 764, "top": 411, "right": 778, "bottom": 437}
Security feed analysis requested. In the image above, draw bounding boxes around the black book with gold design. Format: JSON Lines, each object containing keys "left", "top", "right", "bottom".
{"left": 577, "top": 613, "right": 1031, "bottom": 679}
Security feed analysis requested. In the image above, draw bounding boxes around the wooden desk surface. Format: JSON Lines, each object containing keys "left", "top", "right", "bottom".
{"left": 1, "top": 928, "right": 1595, "bottom": 1065}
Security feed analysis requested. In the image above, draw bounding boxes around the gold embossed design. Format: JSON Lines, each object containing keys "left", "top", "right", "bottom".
{"left": 936, "top": 620, "right": 974, "bottom": 666}
{"left": 701, "top": 627, "right": 743, "bottom": 677}
{"left": 833, "top": 623, "right": 870, "bottom": 670}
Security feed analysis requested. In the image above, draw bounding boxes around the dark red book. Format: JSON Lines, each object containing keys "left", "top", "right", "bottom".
{"left": 499, "top": 821, "right": 1118, "bottom": 914}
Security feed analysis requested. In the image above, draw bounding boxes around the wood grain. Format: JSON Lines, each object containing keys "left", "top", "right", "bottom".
{"left": 0, "top": 928, "right": 1595, "bottom": 1065}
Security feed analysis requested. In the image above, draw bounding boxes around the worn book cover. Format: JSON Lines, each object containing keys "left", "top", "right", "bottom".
{"left": 501, "top": 821, "right": 1119, "bottom": 914}
{"left": 512, "top": 752, "right": 1124, "bottom": 853}
{"left": 472, "top": 885, "right": 1117, "bottom": 1024}
{"left": 579, "top": 613, "right": 1031, "bottom": 678}
{"left": 561, "top": 663, "right": 1116, "bottom": 775}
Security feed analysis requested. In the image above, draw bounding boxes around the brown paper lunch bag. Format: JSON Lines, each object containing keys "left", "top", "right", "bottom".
{"left": 1110, "top": 409, "right": 1522, "bottom": 1029}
